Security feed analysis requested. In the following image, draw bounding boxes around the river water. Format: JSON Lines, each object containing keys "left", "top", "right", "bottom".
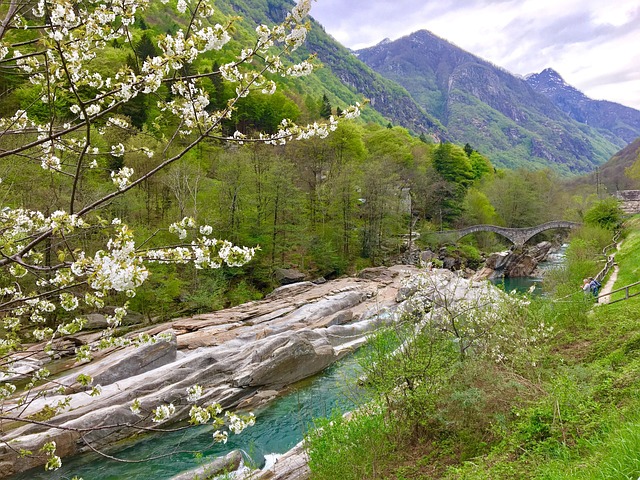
{"left": 491, "top": 244, "right": 567, "bottom": 294}
{"left": 12, "top": 354, "right": 368, "bottom": 480}
{"left": 12, "top": 248, "right": 567, "bottom": 479}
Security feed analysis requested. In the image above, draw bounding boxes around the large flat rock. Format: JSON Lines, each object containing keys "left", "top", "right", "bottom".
{"left": 1, "top": 266, "right": 419, "bottom": 477}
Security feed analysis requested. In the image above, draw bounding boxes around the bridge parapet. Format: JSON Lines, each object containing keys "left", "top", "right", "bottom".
{"left": 432, "top": 221, "right": 581, "bottom": 247}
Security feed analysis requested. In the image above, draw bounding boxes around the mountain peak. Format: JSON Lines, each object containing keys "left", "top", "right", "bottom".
{"left": 526, "top": 68, "right": 640, "bottom": 143}
{"left": 526, "top": 68, "right": 570, "bottom": 90}
{"left": 540, "top": 67, "right": 563, "bottom": 79}
{"left": 354, "top": 32, "right": 633, "bottom": 172}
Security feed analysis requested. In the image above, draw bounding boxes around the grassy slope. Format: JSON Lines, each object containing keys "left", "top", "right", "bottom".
{"left": 306, "top": 220, "right": 640, "bottom": 480}
{"left": 443, "top": 218, "right": 640, "bottom": 479}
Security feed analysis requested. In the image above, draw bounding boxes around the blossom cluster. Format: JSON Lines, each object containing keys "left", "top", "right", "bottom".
{"left": 0, "top": 0, "right": 361, "bottom": 471}
{"left": 150, "top": 217, "right": 257, "bottom": 268}
{"left": 397, "top": 270, "right": 552, "bottom": 367}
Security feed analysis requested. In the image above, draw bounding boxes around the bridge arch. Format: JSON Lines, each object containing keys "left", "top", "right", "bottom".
{"left": 434, "top": 221, "right": 581, "bottom": 248}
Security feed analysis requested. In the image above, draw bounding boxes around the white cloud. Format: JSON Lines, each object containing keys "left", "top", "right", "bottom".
{"left": 311, "top": 0, "right": 640, "bottom": 109}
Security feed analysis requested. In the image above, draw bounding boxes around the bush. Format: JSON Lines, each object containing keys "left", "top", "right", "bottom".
{"left": 583, "top": 199, "right": 623, "bottom": 230}
{"left": 183, "top": 269, "right": 228, "bottom": 313}
{"left": 306, "top": 407, "right": 396, "bottom": 480}
{"left": 226, "top": 279, "right": 262, "bottom": 306}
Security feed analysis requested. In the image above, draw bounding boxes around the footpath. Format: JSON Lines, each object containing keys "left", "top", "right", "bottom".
{"left": 597, "top": 264, "right": 619, "bottom": 305}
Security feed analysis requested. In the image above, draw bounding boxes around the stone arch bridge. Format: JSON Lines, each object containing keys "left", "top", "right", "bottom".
{"left": 432, "top": 221, "right": 581, "bottom": 248}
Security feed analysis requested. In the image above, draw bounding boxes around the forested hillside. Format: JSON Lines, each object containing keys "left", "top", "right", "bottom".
{"left": 0, "top": 0, "right": 610, "bottom": 320}
{"left": 527, "top": 68, "right": 640, "bottom": 145}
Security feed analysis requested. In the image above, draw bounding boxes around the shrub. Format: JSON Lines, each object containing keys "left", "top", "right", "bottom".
{"left": 306, "top": 406, "right": 396, "bottom": 480}
{"left": 583, "top": 199, "right": 623, "bottom": 230}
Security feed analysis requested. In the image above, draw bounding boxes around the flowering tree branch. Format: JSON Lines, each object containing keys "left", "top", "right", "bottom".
{"left": 0, "top": 0, "right": 362, "bottom": 473}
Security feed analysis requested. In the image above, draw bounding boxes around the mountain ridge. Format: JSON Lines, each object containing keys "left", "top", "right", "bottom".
{"left": 354, "top": 29, "right": 632, "bottom": 173}
{"left": 526, "top": 67, "right": 640, "bottom": 144}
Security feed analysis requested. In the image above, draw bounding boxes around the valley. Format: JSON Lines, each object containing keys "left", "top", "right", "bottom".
{"left": 0, "top": 0, "right": 639, "bottom": 479}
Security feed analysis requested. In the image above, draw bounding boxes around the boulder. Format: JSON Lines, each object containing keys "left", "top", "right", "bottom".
{"left": 274, "top": 268, "right": 306, "bottom": 285}
{"left": 235, "top": 331, "right": 335, "bottom": 388}
{"left": 236, "top": 390, "right": 279, "bottom": 410}
{"left": 481, "top": 244, "right": 553, "bottom": 278}
{"left": 84, "top": 313, "right": 109, "bottom": 329}
{"left": 420, "top": 250, "right": 436, "bottom": 264}
{"left": 53, "top": 333, "right": 178, "bottom": 390}
{"left": 241, "top": 441, "right": 309, "bottom": 480}
{"left": 504, "top": 253, "right": 538, "bottom": 277}
{"left": 92, "top": 333, "right": 177, "bottom": 387}
{"left": 357, "top": 267, "right": 397, "bottom": 283}
{"left": 396, "top": 284, "right": 418, "bottom": 302}
{"left": 0, "top": 357, "right": 42, "bottom": 382}
{"left": 531, "top": 241, "right": 553, "bottom": 262}
{"left": 442, "top": 256, "right": 458, "bottom": 270}
{"left": 484, "top": 251, "right": 510, "bottom": 270}
{"left": 265, "top": 281, "right": 315, "bottom": 300}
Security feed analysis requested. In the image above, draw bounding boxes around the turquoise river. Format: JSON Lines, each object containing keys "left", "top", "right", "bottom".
{"left": 11, "top": 245, "right": 566, "bottom": 479}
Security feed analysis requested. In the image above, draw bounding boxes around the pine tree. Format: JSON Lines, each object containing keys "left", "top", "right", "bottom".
{"left": 320, "top": 93, "right": 332, "bottom": 119}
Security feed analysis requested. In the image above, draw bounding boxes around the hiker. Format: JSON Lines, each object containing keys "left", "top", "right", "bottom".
{"left": 589, "top": 277, "right": 601, "bottom": 298}
{"left": 582, "top": 278, "right": 591, "bottom": 294}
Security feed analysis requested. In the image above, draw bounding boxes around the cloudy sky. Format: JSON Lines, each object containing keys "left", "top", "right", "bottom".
{"left": 310, "top": 0, "right": 640, "bottom": 110}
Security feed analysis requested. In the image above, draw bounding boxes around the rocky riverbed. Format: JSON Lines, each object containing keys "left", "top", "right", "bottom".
{"left": 1, "top": 266, "right": 418, "bottom": 477}
{"left": 2, "top": 263, "right": 521, "bottom": 479}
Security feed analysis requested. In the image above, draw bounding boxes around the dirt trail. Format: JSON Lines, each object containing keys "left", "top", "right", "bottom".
{"left": 597, "top": 240, "right": 622, "bottom": 305}
{"left": 597, "top": 264, "right": 619, "bottom": 305}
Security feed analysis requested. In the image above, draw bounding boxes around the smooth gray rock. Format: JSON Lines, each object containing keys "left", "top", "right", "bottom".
{"left": 170, "top": 450, "right": 243, "bottom": 480}
{"left": 236, "top": 331, "right": 335, "bottom": 387}
{"left": 84, "top": 313, "right": 109, "bottom": 329}
{"left": 91, "top": 333, "right": 178, "bottom": 387}
{"left": 0, "top": 268, "right": 420, "bottom": 478}
{"left": 241, "top": 441, "right": 309, "bottom": 480}
{"left": 265, "top": 281, "right": 315, "bottom": 300}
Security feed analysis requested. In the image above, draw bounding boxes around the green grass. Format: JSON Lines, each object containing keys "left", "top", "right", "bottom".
{"left": 609, "top": 216, "right": 640, "bottom": 302}
{"left": 306, "top": 217, "right": 640, "bottom": 480}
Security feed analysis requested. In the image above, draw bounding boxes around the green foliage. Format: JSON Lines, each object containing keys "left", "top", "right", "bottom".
{"left": 362, "top": 124, "right": 417, "bottom": 166}
{"left": 183, "top": 270, "right": 228, "bottom": 313}
{"left": 306, "top": 407, "right": 396, "bottom": 480}
{"left": 433, "top": 143, "right": 474, "bottom": 186}
{"left": 444, "top": 244, "right": 484, "bottom": 270}
{"left": 135, "top": 32, "right": 158, "bottom": 62}
{"left": 611, "top": 217, "right": 640, "bottom": 291}
{"left": 309, "top": 218, "right": 640, "bottom": 479}
{"left": 231, "top": 92, "right": 301, "bottom": 134}
{"left": 486, "top": 168, "right": 566, "bottom": 228}
{"left": 583, "top": 198, "right": 623, "bottom": 230}
{"left": 359, "top": 321, "right": 459, "bottom": 431}
{"left": 128, "top": 264, "right": 185, "bottom": 320}
{"left": 469, "top": 151, "right": 493, "bottom": 180}
{"left": 226, "top": 279, "right": 262, "bottom": 306}
{"left": 543, "top": 225, "right": 612, "bottom": 307}
{"left": 319, "top": 93, "right": 332, "bottom": 119}
{"left": 463, "top": 188, "right": 498, "bottom": 224}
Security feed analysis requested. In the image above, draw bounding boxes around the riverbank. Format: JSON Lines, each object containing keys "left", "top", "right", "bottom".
{"left": 4, "top": 264, "right": 537, "bottom": 480}
{"left": 2, "top": 266, "right": 419, "bottom": 478}
{"left": 305, "top": 222, "right": 640, "bottom": 479}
